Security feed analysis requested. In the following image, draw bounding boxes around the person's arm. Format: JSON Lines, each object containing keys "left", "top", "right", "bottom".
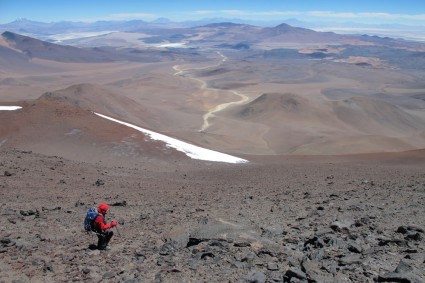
{"left": 94, "top": 215, "right": 112, "bottom": 231}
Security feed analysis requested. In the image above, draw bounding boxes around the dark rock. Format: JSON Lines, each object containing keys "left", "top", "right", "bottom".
{"left": 234, "top": 241, "right": 251, "bottom": 247}
{"left": 378, "top": 237, "right": 408, "bottom": 247}
{"left": 95, "top": 179, "right": 105, "bottom": 186}
{"left": 43, "top": 262, "right": 54, "bottom": 273}
{"left": 304, "top": 236, "right": 324, "bottom": 249}
{"left": 139, "top": 213, "right": 150, "bottom": 220}
{"left": 200, "top": 252, "right": 215, "bottom": 260}
{"left": 242, "top": 271, "right": 266, "bottom": 283}
{"left": 4, "top": 171, "right": 13, "bottom": 176}
{"left": 285, "top": 268, "right": 307, "bottom": 280}
{"left": 355, "top": 217, "right": 371, "bottom": 227}
{"left": 330, "top": 220, "right": 351, "bottom": 233}
{"left": 347, "top": 242, "right": 363, "bottom": 253}
{"left": 20, "top": 209, "right": 36, "bottom": 216}
{"left": 111, "top": 201, "right": 127, "bottom": 206}
{"left": 82, "top": 267, "right": 90, "bottom": 274}
{"left": 159, "top": 243, "right": 175, "bottom": 256}
{"left": 0, "top": 237, "right": 15, "bottom": 247}
{"left": 376, "top": 272, "right": 420, "bottom": 283}
{"left": 134, "top": 252, "right": 145, "bottom": 264}
{"left": 187, "top": 237, "right": 205, "bottom": 248}
{"left": 397, "top": 226, "right": 424, "bottom": 234}
{"left": 405, "top": 232, "right": 421, "bottom": 241}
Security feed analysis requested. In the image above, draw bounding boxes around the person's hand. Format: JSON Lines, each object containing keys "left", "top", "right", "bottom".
{"left": 111, "top": 220, "right": 117, "bottom": 227}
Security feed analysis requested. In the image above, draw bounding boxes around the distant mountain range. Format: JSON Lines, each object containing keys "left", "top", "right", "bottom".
{"left": 1, "top": 18, "right": 425, "bottom": 42}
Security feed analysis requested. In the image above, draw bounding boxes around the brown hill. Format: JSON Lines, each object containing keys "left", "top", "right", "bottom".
{"left": 0, "top": 99, "right": 188, "bottom": 165}
{"left": 225, "top": 92, "right": 425, "bottom": 154}
{"left": 37, "top": 83, "right": 165, "bottom": 130}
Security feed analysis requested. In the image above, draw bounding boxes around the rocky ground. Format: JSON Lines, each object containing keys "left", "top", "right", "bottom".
{"left": 0, "top": 149, "right": 424, "bottom": 282}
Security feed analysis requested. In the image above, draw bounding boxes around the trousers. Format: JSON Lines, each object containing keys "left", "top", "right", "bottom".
{"left": 97, "top": 230, "right": 114, "bottom": 250}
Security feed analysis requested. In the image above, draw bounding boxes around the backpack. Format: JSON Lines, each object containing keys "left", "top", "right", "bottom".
{"left": 84, "top": 207, "right": 98, "bottom": 231}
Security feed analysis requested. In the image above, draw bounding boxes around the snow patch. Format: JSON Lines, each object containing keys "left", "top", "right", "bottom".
{"left": 94, "top": 112, "right": 248, "bottom": 164}
{"left": 0, "top": 106, "right": 22, "bottom": 110}
{"left": 157, "top": 43, "right": 187, "bottom": 48}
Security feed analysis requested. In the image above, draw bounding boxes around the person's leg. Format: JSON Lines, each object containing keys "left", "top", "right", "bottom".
{"left": 103, "top": 230, "right": 114, "bottom": 247}
{"left": 97, "top": 233, "right": 106, "bottom": 250}
{"left": 97, "top": 231, "right": 113, "bottom": 250}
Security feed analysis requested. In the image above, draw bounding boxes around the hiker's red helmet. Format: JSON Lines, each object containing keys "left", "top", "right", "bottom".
{"left": 98, "top": 203, "right": 109, "bottom": 214}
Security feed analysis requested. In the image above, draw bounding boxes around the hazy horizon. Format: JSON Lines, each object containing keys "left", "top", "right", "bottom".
{"left": 1, "top": 0, "right": 425, "bottom": 26}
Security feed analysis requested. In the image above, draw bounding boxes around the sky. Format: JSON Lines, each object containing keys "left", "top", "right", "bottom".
{"left": 1, "top": 0, "right": 425, "bottom": 25}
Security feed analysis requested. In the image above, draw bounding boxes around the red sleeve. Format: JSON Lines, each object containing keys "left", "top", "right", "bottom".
{"left": 94, "top": 215, "right": 111, "bottom": 231}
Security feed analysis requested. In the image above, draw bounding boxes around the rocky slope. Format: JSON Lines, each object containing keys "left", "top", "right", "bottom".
{"left": 0, "top": 149, "right": 424, "bottom": 282}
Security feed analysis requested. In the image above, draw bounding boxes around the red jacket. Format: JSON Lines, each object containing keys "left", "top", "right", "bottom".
{"left": 94, "top": 214, "right": 112, "bottom": 232}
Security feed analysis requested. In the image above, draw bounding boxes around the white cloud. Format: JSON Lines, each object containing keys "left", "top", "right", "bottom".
{"left": 308, "top": 11, "right": 425, "bottom": 20}
{"left": 187, "top": 9, "right": 425, "bottom": 23}
{"left": 110, "top": 13, "right": 158, "bottom": 20}
{"left": 193, "top": 10, "right": 216, "bottom": 15}
{"left": 76, "top": 12, "right": 158, "bottom": 22}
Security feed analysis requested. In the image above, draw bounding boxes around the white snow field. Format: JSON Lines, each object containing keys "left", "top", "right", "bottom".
{"left": 94, "top": 112, "right": 248, "bottom": 164}
{"left": 0, "top": 106, "right": 22, "bottom": 110}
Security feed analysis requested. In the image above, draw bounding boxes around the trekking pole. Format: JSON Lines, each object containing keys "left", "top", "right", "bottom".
{"left": 115, "top": 226, "right": 121, "bottom": 237}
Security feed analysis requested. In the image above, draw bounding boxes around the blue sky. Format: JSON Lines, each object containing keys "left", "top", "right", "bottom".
{"left": 1, "top": 0, "right": 425, "bottom": 25}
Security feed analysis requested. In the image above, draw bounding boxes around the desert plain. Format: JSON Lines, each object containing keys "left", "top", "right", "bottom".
{"left": 0, "top": 22, "right": 424, "bottom": 282}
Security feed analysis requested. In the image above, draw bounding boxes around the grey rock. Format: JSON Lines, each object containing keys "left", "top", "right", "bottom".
{"left": 338, "top": 254, "right": 362, "bottom": 265}
{"left": 15, "top": 240, "right": 36, "bottom": 250}
{"left": 103, "top": 271, "right": 116, "bottom": 279}
{"left": 267, "top": 262, "right": 279, "bottom": 271}
{"left": 242, "top": 271, "right": 266, "bottom": 283}
{"left": 165, "top": 226, "right": 189, "bottom": 249}
{"left": 395, "top": 260, "right": 413, "bottom": 273}
{"left": 1, "top": 209, "right": 16, "bottom": 216}
{"left": 314, "top": 228, "right": 334, "bottom": 237}
{"left": 301, "top": 260, "right": 333, "bottom": 282}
